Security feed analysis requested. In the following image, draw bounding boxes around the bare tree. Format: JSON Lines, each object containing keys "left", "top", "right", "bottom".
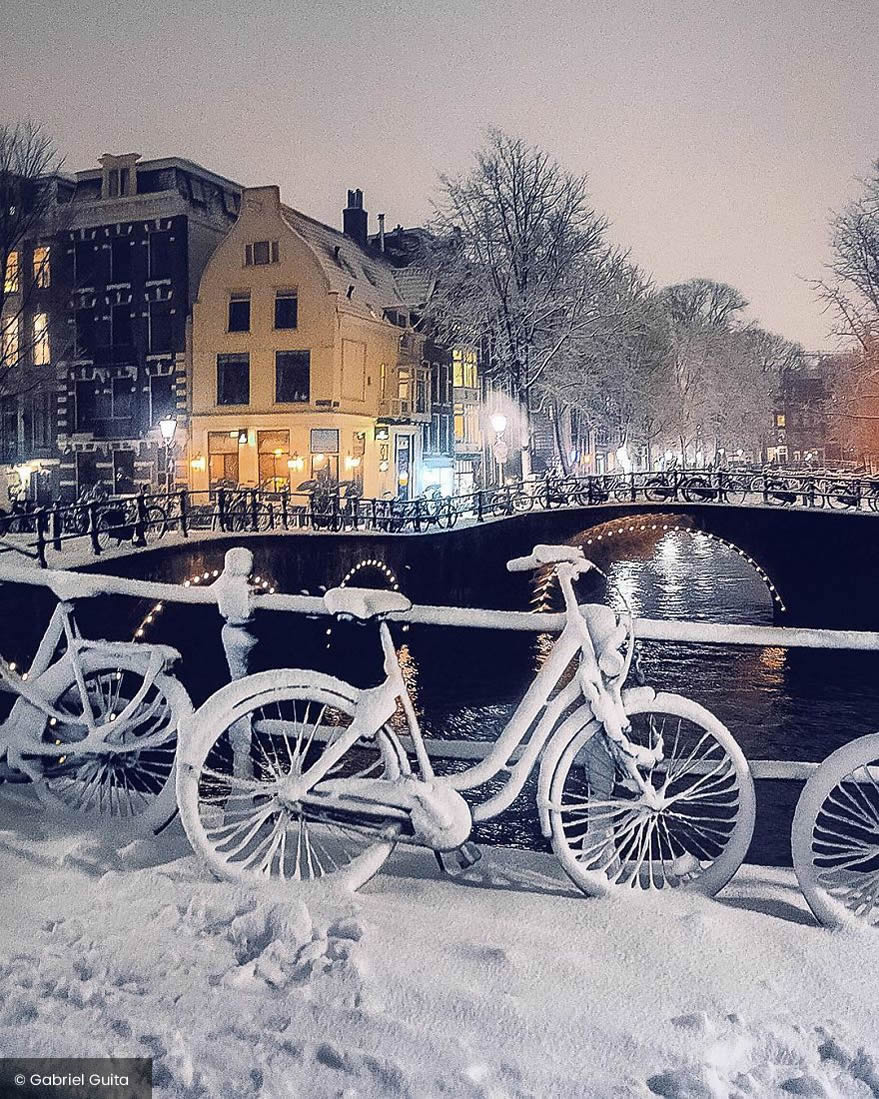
{"left": 812, "top": 160, "right": 879, "bottom": 355}
{"left": 0, "top": 120, "right": 68, "bottom": 402}
{"left": 653, "top": 279, "right": 750, "bottom": 463}
{"left": 424, "top": 130, "right": 625, "bottom": 474}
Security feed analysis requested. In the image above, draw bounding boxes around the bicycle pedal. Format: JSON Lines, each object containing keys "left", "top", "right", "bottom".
{"left": 435, "top": 842, "right": 483, "bottom": 875}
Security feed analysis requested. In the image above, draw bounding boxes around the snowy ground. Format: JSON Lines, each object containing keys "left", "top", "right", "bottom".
{"left": 2, "top": 788, "right": 879, "bottom": 1099}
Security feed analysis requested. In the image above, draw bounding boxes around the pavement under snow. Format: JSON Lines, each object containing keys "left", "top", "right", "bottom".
{"left": 1, "top": 787, "right": 878, "bottom": 1099}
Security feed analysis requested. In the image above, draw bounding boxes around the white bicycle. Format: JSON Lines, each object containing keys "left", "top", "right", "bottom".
{"left": 793, "top": 734, "right": 879, "bottom": 928}
{"left": 178, "top": 544, "right": 755, "bottom": 896}
{"left": 0, "top": 571, "right": 191, "bottom": 833}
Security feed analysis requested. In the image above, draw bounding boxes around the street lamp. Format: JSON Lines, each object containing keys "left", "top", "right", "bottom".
{"left": 159, "top": 416, "right": 177, "bottom": 493}
{"left": 490, "top": 412, "right": 508, "bottom": 485}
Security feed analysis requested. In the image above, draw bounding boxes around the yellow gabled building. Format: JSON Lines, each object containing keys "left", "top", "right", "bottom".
{"left": 187, "top": 185, "right": 429, "bottom": 499}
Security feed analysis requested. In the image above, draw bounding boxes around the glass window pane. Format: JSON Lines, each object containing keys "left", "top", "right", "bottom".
{"left": 228, "top": 295, "right": 250, "bottom": 332}
{"left": 275, "top": 350, "right": 310, "bottom": 403}
{"left": 274, "top": 292, "right": 298, "bottom": 329}
{"left": 217, "top": 353, "right": 249, "bottom": 405}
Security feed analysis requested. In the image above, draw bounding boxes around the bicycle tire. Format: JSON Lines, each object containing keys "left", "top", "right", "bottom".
{"left": 177, "top": 669, "right": 409, "bottom": 889}
{"left": 16, "top": 649, "right": 189, "bottom": 835}
{"left": 792, "top": 733, "right": 879, "bottom": 928}
{"left": 547, "top": 691, "right": 755, "bottom": 897}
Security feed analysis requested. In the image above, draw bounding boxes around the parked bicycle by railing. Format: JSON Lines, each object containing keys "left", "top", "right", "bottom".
{"left": 177, "top": 542, "right": 756, "bottom": 897}
{"left": 0, "top": 570, "right": 191, "bottom": 832}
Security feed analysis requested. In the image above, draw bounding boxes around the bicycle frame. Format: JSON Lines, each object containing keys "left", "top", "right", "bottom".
{"left": 294, "top": 564, "right": 635, "bottom": 824}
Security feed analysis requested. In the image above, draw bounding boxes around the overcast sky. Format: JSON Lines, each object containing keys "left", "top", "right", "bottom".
{"left": 6, "top": 0, "right": 878, "bottom": 349}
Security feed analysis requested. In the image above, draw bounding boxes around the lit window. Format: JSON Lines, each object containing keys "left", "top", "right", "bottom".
{"left": 452, "top": 347, "right": 478, "bottom": 388}
{"left": 33, "top": 246, "right": 50, "bottom": 288}
{"left": 244, "top": 240, "right": 279, "bottom": 266}
{"left": 397, "top": 367, "right": 411, "bottom": 402}
{"left": 775, "top": 413, "right": 786, "bottom": 428}
{"left": 33, "top": 314, "right": 49, "bottom": 365}
{"left": 2, "top": 315, "right": 20, "bottom": 364}
{"left": 454, "top": 402, "right": 465, "bottom": 441}
{"left": 4, "top": 251, "right": 19, "bottom": 293}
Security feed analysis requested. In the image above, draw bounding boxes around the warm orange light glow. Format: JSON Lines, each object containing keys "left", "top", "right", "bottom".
{"left": 190, "top": 454, "right": 206, "bottom": 471}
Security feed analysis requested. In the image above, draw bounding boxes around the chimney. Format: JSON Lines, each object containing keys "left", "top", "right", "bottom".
{"left": 377, "top": 212, "right": 386, "bottom": 252}
{"left": 343, "top": 188, "right": 368, "bottom": 248}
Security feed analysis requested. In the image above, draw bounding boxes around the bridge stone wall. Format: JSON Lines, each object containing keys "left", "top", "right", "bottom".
{"left": 80, "top": 502, "right": 879, "bottom": 630}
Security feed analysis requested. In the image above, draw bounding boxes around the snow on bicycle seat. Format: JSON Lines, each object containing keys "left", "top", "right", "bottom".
{"left": 507, "top": 544, "right": 585, "bottom": 571}
{"left": 323, "top": 586, "right": 412, "bottom": 621}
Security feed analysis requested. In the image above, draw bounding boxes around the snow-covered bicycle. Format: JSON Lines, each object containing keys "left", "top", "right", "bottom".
{"left": 0, "top": 571, "right": 191, "bottom": 832}
{"left": 178, "top": 543, "right": 755, "bottom": 896}
{"left": 792, "top": 734, "right": 879, "bottom": 928}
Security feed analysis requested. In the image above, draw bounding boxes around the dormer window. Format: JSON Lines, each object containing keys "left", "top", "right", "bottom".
{"left": 99, "top": 153, "right": 140, "bottom": 199}
{"left": 245, "top": 240, "right": 279, "bottom": 266}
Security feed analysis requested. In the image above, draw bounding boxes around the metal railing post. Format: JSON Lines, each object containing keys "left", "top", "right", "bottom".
{"left": 217, "top": 486, "right": 227, "bottom": 533}
{"left": 762, "top": 471, "right": 770, "bottom": 504}
{"left": 476, "top": 489, "right": 485, "bottom": 523}
{"left": 281, "top": 489, "right": 289, "bottom": 530}
{"left": 178, "top": 489, "right": 189, "bottom": 538}
{"left": 249, "top": 489, "right": 259, "bottom": 532}
{"left": 35, "top": 509, "right": 48, "bottom": 568}
{"left": 50, "top": 501, "right": 62, "bottom": 552}
{"left": 88, "top": 503, "right": 101, "bottom": 555}
{"left": 133, "top": 488, "right": 147, "bottom": 547}
{"left": 629, "top": 471, "right": 636, "bottom": 502}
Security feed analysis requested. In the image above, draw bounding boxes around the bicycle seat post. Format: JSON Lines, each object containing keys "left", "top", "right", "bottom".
{"left": 377, "top": 619, "right": 435, "bottom": 782}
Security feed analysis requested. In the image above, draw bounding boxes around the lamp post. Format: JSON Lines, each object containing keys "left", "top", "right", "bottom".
{"left": 490, "top": 412, "right": 508, "bottom": 486}
{"left": 158, "top": 416, "right": 177, "bottom": 494}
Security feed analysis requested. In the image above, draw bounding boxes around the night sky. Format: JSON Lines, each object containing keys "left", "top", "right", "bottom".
{"left": 6, "top": 0, "right": 878, "bottom": 350}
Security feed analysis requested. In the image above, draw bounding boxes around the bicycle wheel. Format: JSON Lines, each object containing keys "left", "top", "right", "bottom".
{"left": 26, "top": 651, "right": 189, "bottom": 833}
{"left": 681, "top": 476, "right": 716, "bottom": 503}
{"left": 547, "top": 692, "right": 755, "bottom": 896}
{"left": 177, "top": 670, "right": 410, "bottom": 889}
{"left": 792, "top": 733, "right": 879, "bottom": 928}
{"left": 143, "top": 506, "right": 168, "bottom": 544}
{"left": 721, "top": 477, "right": 749, "bottom": 506}
{"left": 511, "top": 491, "right": 535, "bottom": 513}
{"left": 644, "top": 477, "right": 674, "bottom": 502}
{"left": 824, "top": 481, "right": 859, "bottom": 510}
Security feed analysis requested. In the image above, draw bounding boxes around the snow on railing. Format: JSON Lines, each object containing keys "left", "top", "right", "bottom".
{"left": 2, "top": 550, "right": 878, "bottom": 783}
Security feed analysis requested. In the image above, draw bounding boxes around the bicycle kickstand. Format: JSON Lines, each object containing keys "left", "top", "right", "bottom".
{"left": 434, "top": 841, "right": 483, "bottom": 875}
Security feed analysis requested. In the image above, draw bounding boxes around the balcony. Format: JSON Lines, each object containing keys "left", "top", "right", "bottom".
{"left": 380, "top": 364, "right": 430, "bottom": 423}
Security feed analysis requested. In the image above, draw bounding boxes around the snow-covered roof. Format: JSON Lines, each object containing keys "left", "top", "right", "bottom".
{"left": 279, "top": 204, "right": 408, "bottom": 322}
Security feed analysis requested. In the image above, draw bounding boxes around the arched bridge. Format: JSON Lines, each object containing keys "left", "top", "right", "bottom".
{"left": 4, "top": 470, "right": 879, "bottom": 629}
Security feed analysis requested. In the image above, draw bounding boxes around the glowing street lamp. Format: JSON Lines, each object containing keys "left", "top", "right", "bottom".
{"left": 490, "top": 411, "right": 509, "bottom": 484}
{"left": 159, "top": 417, "right": 177, "bottom": 493}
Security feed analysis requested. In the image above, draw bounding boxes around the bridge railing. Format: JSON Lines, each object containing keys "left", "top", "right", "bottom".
{"left": 1, "top": 555, "right": 878, "bottom": 785}
{"left": 5, "top": 467, "right": 879, "bottom": 566}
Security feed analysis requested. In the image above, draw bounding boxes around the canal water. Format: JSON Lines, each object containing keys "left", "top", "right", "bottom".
{"left": 3, "top": 526, "right": 878, "bottom": 865}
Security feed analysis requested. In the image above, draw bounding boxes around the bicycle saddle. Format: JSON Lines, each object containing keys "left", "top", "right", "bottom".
{"left": 507, "top": 544, "right": 586, "bottom": 572}
{"left": 323, "top": 586, "right": 412, "bottom": 621}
